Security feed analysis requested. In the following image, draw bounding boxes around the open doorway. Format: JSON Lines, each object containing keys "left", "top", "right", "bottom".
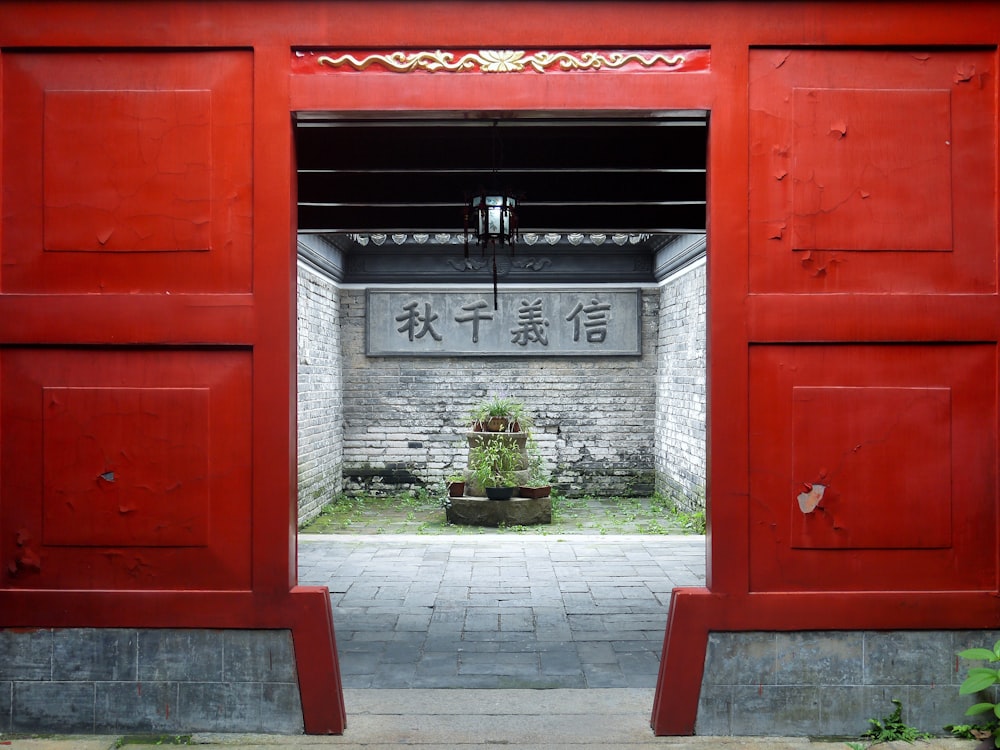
{"left": 293, "top": 114, "right": 707, "bottom": 688}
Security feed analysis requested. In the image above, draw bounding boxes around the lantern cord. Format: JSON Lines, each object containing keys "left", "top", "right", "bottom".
{"left": 492, "top": 246, "right": 499, "bottom": 310}
{"left": 463, "top": 202, "right": 470, "bottom": 259}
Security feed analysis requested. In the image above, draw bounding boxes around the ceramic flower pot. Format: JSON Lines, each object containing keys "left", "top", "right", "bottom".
{"left": 485, "top": 486, "right": 516, "bottom": 500}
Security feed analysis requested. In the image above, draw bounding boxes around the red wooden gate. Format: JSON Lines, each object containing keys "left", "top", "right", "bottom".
{"left": 652, "top": 42, "right": 999, "bottom": 733}
{"left": 0, "top": 34, "right": 345, "bottom": 735}
{"left": 1, "top": 1, "right": 998, "bottom": 738}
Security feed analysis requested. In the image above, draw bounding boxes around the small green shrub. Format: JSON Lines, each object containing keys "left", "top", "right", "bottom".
{"left": 469, "top": 435, "right": 522, "bottom": 488}
{"left": 854, "top": 698, "right": 931, "bottom": 746}
{"left": 956, "top": 640, "right": 1000, "bottom": 747}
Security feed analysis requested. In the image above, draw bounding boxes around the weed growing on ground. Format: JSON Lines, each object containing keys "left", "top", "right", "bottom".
{"left": 115, "top": 737, "right": 193, "bottom": 747}
{"left": 301, "top": 488, "right": 708, "bottom": 536}
{"left": 848, "top": 698, "right": 931, "bottom": 748}
{"left": 651, "top": 489, "right": 707, "bottom": 534}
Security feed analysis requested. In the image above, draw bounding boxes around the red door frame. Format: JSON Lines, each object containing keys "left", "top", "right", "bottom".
{"left": 1, "top": 1, "right": 998, "bottom": 737}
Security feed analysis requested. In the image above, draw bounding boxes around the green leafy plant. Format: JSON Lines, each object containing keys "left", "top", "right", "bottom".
{"left": 469, "top": 435, "right": 522, "bottom": 488}
{"left": 469, "top": 394, "right": 533, "bottom": 433}
{"left": 651, "top": 489, "right": 707, "bottom": 534}
{"left": 956, "top": 639, "right": 1000, "bottom": 747}
{"left": 523, "top": 436, "right": 551, "bottom": 486}
{"left": 945, "top": 722, "right": 998, "bottom": 742}
{"left": 854, "top": 698, "right": 931, "bottom": 746}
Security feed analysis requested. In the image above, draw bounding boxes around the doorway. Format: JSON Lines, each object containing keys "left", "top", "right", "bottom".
{"left": 293, "top": 113, "right": 709, "bottom": 690}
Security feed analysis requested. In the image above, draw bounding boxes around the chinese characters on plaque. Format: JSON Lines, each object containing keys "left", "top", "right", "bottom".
{"left": 367, "top": 290, "right": 641, "bottom": 356}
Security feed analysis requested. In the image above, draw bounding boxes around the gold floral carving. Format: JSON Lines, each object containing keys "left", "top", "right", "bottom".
{"left": 317, "top": 49, "right": 687, "bottom": 73}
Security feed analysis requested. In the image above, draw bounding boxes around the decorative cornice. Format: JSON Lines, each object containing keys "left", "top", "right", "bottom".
{"left": 296, "top": 235, "right": 345, "bottom": 282}
{"left": 346, "top": 232, "right": 651, "bottom": 247}
{"left": 294, "top": 49, "right": 709, "bottom": 75}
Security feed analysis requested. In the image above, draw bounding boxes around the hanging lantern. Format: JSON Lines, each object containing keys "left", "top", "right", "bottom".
{"left": 469, "top": 193, "right": 518, "bottom": 248}
{"left": 464, "top": 191, "right": 519, "bottom": 310}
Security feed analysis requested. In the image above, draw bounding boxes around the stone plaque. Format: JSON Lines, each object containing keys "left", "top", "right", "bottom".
{"left": 366, "top": 289, "right": 641, "bottom": 356}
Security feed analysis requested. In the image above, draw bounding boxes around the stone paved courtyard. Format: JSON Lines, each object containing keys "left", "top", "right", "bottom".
{"left": 298, "top": 534, "right": 706, "bottom": 689}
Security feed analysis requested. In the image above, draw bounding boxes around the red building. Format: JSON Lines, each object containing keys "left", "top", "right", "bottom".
{"left": 1, "top": 0, "right": 998, "bottom": 737}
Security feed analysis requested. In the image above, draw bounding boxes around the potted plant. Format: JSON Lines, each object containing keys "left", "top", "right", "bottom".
{"left": 469, "top": 435, "right": 522, "bottom": 500}
{"left": 446, "top": 473, "right": 466, "bottom": 498}
{"left": 518, "top": 436, "right": 551, "bottom": 498}
{"left": 469, "top": 394, "right": 533, "bottom": 434}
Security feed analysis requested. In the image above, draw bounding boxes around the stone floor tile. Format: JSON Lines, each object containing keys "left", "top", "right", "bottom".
{"left": 296, "top": 535, "right": 707, "bottom": 690}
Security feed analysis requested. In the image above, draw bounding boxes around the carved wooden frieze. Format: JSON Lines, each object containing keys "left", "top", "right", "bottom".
{"left": 292, "top": 48, "right": 710, "bottom": 74}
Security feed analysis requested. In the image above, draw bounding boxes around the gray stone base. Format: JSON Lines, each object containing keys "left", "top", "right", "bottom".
{"left": 445, "top": 495, "right": 551, "bottom": 526}
{"left": 0, "top": 628, "right": 304, "bottom": 734}
{"left": 696, "top": 630, "right": 1000, "bottom": 737}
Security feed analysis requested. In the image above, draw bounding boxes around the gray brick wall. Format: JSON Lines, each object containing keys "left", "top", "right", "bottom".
{"left": 338, "top": 286, "right": 659, "bottom": 497}
{"left": 655, "top": 259, "right": 707, "bottom": 511}
{"left": 0, "top": 628, "right": 303, "bottom": 734}
{"left": 297, "top": 261, "right": 344, "bottom": 525}
{"left": 697, "top": 630, "right": 997, "bottom": 737}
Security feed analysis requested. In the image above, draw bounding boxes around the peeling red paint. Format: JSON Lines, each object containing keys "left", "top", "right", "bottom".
{"left": 797, "top": 483, "right": 826, "bottom": 513}
{"left": 954, "top": 63, "right": 976, "bottom": 83}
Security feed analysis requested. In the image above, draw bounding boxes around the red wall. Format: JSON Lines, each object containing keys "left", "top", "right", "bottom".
{"left": 0, "top": 1, "right": 997, "bottom": 735}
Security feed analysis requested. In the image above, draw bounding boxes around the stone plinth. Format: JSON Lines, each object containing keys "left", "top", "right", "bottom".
{"left": 446, "top": 494, "right": 551, "bottom": 527}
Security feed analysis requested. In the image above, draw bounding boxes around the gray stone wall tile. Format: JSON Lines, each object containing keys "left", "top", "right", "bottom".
{"left": 261, "top": 682, "right": 305, "bottom": 733}
{"left": 0, "top": 681, "right": 11, "bottom": 731}
{"left": 775, "top": 631, "right": 863, "bottom": 686}
{"left": 694, "top": 683, "right": 731, "bottom": 734}
{"left": 865, "top": 631, "right": 955, "bottom": 686}
{"left": 52, "top": 628, "right": 136, "bottom": 681}
{"left": 223, "top": 630, "right": 297, "bottom": 683}
{"left": 0, "top": 629, "right": 52, "bottom": 680}
{"left": 702, "top": 632, "right": 777, "bottom": 685}
{"left": 138, "top": 630, "right": 224, "bottom": 682}
{"left": 178, "top": 681, "right": 260, "bottom": 732}
{"left": 12, "top": 682, "right": 94, "bottom": 733}
{"left": 696, "top": 631, "right": 1000, "bottom": 736}
{"left": 952, "top": 630, "right": 1000, "bottom": 686}
{"left": 94, "top": 681, "right": 178, "bottom": 733}
{"left": 905, "top": 683, "right": 978, "bottom": 737}
{"left": 815, "top": 685, "right": 889, "bottom": 738}
{"left": 1, "top": 628, "right": 303, "bottom": 734}
{"left": 727, "top": 685, "right": 821, "bottom": 735}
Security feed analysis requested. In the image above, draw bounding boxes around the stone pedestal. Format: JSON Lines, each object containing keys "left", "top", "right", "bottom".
{"left": 451, "top": 429, "right": 551, "bottom": 526}
{"left": 446, "top": 494, "right": 552, "bottom": 527}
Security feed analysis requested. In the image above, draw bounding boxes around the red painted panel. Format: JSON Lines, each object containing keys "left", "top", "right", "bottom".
{"left": 1, "top": 348, "right": 252, "bottom": 590}
{"left": 749, "top": 344, "right": 996, "bottom": 592}
{"left": 791, "top": 386, "right": 951, "bottom": 550}
{"left": 42, "top": 386, "right": 210, "bottom": 547}
{"left": 43, "top": 90, "right": 213, "bottom": 253}
{"left": 791, "top": 88, "right": 953, "bottom": 252}
{"left": 2, "top": 51, "right": 252, "bottom": 293}
{"left": 749, "top": 49, "right": 996, "bottom": 293}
